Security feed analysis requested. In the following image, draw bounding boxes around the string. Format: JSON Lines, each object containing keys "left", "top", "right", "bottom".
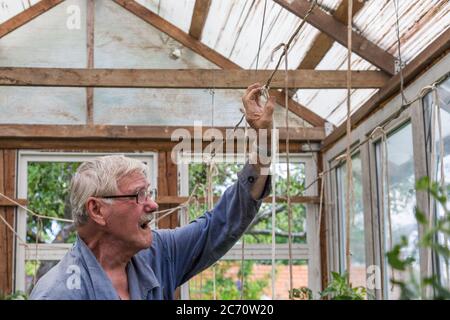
{"left": 393, "top": 0, "right": 407, "bottom": 106}
{"left": 263, "top": 0, "right": 318, "bottom": 93}
{"left": 299, "top": 73, "right": 450, "bottom": 197}
{"left": 281, "top": 45, "right": 294, "bottom": 299}
{"left": 344, "top": 0, "right": 354, "bottom": 280}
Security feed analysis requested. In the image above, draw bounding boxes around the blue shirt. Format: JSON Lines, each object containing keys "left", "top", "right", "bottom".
{"left": 30, "top": 163, "right": 271, "bottom": 300}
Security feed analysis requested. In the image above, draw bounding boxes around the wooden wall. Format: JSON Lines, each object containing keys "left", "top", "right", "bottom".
{"left": 0, "top": 150, "right": 17, "bottom": 296}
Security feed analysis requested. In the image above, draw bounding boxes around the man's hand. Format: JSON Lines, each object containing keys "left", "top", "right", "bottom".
{"left": 241, "top": 84, "right": 274, "bottom": 193}
{"left": 242, "top": 83, "right": 275, "bottom": 130}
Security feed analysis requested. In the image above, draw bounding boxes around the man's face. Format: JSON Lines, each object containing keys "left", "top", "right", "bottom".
{"left": 101, "top": 172, "right": 158, "bottom": 251}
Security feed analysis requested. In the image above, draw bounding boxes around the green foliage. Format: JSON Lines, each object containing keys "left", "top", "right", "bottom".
{"left": 195, "top": 261, "right": 270, "bottom": 300}
{"left": 319, "top": 272, "right": 366, "bottom": 300}
{"left": 291, "top": 271, "right": 367, "bottom": 300}
{"left": 0, "top": 291, "right": 28, "bottom": 300}
{"left": 27, "top": 162, "right": 79, "bottom": 243}
{"left": 291, "top": 287, "right": 313, "bottom": 300}
{"left": 386, "top": 236, "right": 415, "bottom": 271}
{"left": 386, "top": 176, "right": 450, "bottom": 299}
{"left": 188, "top": 162, "right": 307, "bottom": 247}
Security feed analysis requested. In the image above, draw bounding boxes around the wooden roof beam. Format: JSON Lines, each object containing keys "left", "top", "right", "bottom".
{"left": 274, "top": 0, "right": 396, "bottom": 76}
{"left": 286, "top": 0, "right": 366, "bottom": 103}
{"left": 0, "top": 0, "right": 64, "bottom": 39}
{"left": 113, "top": 0, "right": 326, "bottom": 127}
{"left": 297, "top": 0, "right": 366, "bottom": 70}
{"left": 189, "top": 0, "right": 212, "bottom": 40}
{"left": 0, "top": 68, "right": 388, "bottom": 89}
{"left": 322, "top": 28, "right": 450, "bottom": 150}
{"left": 0, "top": 124, "right": 326, "bottom": 141}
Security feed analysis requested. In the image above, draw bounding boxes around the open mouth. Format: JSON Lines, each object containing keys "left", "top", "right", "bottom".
{"left": 140, "top": 221, "right": 150, "bottom": 230}
{"left": 139, "top": 214, "right": 154, "bottom": 230}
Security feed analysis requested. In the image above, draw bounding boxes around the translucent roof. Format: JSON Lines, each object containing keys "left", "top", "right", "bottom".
{"left": 0, "top": 0, "right": 41, "bottom": 23}
{"left": 1, "top": 0, "right": 449, "bottom": 128}
{"left": 135, "top": 0, "right": 449, "bottom": 126}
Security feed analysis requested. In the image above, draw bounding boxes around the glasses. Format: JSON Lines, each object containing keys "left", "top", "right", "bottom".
{"left": 100, "top": 187, "right": 157, "bottom": 204}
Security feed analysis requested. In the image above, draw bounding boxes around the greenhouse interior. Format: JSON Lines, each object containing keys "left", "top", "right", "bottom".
{"left": 0, "top": 0, "right": 449, "bottom": 301}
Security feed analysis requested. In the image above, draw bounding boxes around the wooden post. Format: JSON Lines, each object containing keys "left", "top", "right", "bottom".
{"left": 0, "top": 150, "right": 17, "bottom": 296}
{"left": 317, "top": 152, "right": 329, "bottom": 294}
{"left": 157, "top": 152, "right": 179, "bottom": 230}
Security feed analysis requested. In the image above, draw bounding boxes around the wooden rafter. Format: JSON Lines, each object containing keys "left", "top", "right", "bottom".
{"left": 189, "top": 0, "right": 212, "bottom": 40}
{"left": 113, "top": 0, "right": 326, "bottom": 127}
{"left": 0, "top": 68, "right": 388, "bottom": 89}
{"left": 274, "top": 0, "right": 396, "bottom": 76}
{"left": 286, "top": 0, "right": 365, "bottom": 101}
{"left": 0, "top": 124, "right": 326, "bottom": 141}
{"left": 0, "top": 0, "right": 64, "bottom": 39}
{"left": 322, "top": 28, "right": 450, "bottom": 150}
{"left": 297, "top": 0, "right": 365, "bottom": 70}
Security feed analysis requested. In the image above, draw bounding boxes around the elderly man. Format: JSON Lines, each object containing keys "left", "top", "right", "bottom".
{"left": 30, "top": 84, "right": 275, "bottom": 300}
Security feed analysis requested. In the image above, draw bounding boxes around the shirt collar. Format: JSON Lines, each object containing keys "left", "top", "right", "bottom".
{"left": 75, "top": 236, "right": 160, "bottom": 300}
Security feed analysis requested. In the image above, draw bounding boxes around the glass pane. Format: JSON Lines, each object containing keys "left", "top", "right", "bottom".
{"left": 423, "top": 76, "right": 450, "bottom": 289}
{"left": 27, "top": 162, "right": 80, "bottom": 245}
{"left": 375, "top": 123, "right": 419, "bottom": 299}
{"left": 188, "top": 259, "right": 308, "bottom": 300}
{"left": 336, "top": 154, "right": 366, "bottom": 287}
{"left": 187, "top": 161, "right": 307, "bottom": 245}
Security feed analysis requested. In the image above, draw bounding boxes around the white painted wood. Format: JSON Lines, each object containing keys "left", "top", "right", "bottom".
{"left": 222, "top": 244, "right": 309, "bottom": 260}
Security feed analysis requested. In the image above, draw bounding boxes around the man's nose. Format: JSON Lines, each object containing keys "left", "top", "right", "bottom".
{"left": 144, "top": 198, "right": 158, "bottom": 212}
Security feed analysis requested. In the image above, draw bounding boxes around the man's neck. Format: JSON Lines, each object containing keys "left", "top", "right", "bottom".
{"left": 79, "top": 231, "right": 134, "bottom": 300}
{"left": 81, "top": 233, "right": 135, "bottom": 272}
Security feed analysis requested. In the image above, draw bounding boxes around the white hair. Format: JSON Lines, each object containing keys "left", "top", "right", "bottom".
{"left": 70, "top": 155, "right": 150, "bottom": 226}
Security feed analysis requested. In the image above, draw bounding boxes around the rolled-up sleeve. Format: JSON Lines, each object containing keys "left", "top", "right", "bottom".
{"left": 157, "top": 162, "right": 271, "bottom": 288}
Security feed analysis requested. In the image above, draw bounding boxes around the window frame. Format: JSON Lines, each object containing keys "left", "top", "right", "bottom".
{"left": 333, "top": 151, "right": 367, "bottom": 279}
{"left": 324, "top": 56, "right": 450, "bottom": 299}
{"left": 421, "top": 76, "right": 450, "bottom": 291}
{"left": 371, "top": 119, "right": 421, "bottom": 299}
{"left": 14, "top": 150, "right": 158, "bottom": 292}
{"left": 177, "top": 152, "right": 321, "bottom": 299}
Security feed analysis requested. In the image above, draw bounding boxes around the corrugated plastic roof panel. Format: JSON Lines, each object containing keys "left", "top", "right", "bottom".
{"left": 202, "top": 0, "right": 341, "bottom": 69}
{"left": 0, "top": 0, "right": 448, "bottom": 128}
{"left": 0, "top": 0, "right": 41, "bottom": 23}
{"left": 136, "top": 0, "right": 195, "bottom": 33}
{"left": 296, "top": 0, "right": 449, "bottom": 126}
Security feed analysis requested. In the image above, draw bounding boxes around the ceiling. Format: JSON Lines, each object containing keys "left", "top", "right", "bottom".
{"left": 1, "top": 0, "right": 449, "bottom": 127}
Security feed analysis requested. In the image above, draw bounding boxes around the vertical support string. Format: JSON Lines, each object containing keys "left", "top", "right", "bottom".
{"left": 344, "top": 0, "right": 354, "bottom": 280}
{"left": 283, "top": 46, "right": 294, "bottom": 299}
{"left": 271, "top": 117, "right": 277, "bottom": 300}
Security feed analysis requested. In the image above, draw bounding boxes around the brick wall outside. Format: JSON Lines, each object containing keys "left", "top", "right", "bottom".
{"left": 189, "top": 263, "right": 368, "bottom": 300}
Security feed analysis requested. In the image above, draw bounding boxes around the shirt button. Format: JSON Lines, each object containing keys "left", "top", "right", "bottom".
{"left": 248, "top": 176, "right": 255, "bottom": 183}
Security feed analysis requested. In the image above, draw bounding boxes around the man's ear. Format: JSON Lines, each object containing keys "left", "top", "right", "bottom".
{"left": 86, "top": 197, "right": 107, "bottom": 227}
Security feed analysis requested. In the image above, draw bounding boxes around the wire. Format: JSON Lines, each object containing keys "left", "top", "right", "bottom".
{"left": 393, "top": 0, "right": 408, "bottom": 106}
{"left": 264, "top": 0, "right": 318, "bottom": 92}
